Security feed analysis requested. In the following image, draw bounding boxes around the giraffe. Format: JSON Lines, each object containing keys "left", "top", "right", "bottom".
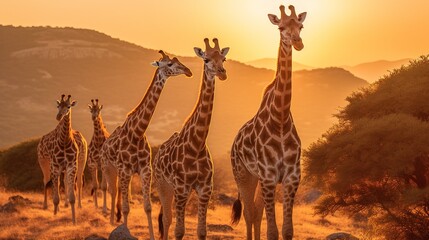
{"left": 87, "top": 99, "right": 110, "bottom": 209}
{"left": 230, "top": 5, "right": 306, "bottom": 240}
{"left": 37, "top": 94, "right": 88, "bottom": 224}
{"left": 100, "top": 51, "right": 192, "bottom": 239}
{"left": 154, "top": 38, "right": 229, "bottom": 240}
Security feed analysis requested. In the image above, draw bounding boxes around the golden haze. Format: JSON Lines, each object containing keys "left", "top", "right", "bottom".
{"left": 1, "top": 0, "right": 428, "bottom": 66}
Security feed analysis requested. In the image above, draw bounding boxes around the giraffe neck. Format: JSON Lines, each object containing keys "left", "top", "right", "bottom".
{"left": 181, "top": 68, "right": 215, "bottom": 149}
{"left": 56, "top": 112, "right": 73, "bottom": 144}
{"left": 92, "top": 115, "right": 108, "bottom": 145}
{"left": 271, "top": 39, "right": 293, "bottom": 117}
{"left": 123, "top": 70, "right": 166, "bottom": 137}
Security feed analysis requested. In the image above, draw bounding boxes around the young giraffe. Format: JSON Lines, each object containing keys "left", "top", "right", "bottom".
{"left": 37, "top": 94, "right": 88, "bottom": 224}
{"left": 230, "top": 5, "right": 306, "bottom": 240}
{"left": 100, "top": 51, "right": 192, "bottom": 238}
{"left": 154, "top": 38, "right": 229, "bottom": 240}
{"left": 87, "top": 99, "right": 110, "bottom": 209}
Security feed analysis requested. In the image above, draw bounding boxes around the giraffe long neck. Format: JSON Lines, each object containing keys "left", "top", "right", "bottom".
{"left": 181, "top": 68, "right": 215, "bottom": 149}
{"left": 271, "top": 39, "right": 293, "bottom": 118}
{"left": 92, "top": 115, "right": 109, "bottom": 146}
{"left": 57, "top": 112, "right": 73, "bottom": 144}
{"left": 123, "top": 70, "right": 165, "bottom": 137}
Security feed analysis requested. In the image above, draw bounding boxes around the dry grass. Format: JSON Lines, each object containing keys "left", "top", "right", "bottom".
{"left": 0, "top": 189, "right": 364, "bottom": 240}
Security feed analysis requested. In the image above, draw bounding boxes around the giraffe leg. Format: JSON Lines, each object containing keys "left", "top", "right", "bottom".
{"left": 281, "top": 164, "right": 301, "bottom": 240}
{"left": 63, "top": 172, "right": 69, "bottom": 208}
{"left": 77, "top": 150, "right": 86, "bottom": 209}
{"left": 101, "top": 169, "right": 108, "bottom": 214}
{"left": 66, "top": 164, "right": 77, "bottom": 225}
{"left": 254, "top": 183, "right": 265, "bottom": 240}
{"left": 39, "top": 156, "right": 51, "bottom": 209}
{"left": 140, "top": 168, "right": 155, "bottom": 240}
{"left": 232, "top": 155, "right": 259, "bottom": 240}
{"left": 118, "top": 171, "right": 132, "bottom": 227}
{"left": 51, "top": 170, "right": 60, "bottom": 215}
{"left": 260, "top": 181, "right": 278, "bottom": 240}
{"left": 156, "top": 179, "right": 174, "bottom": 240}
{"left": 90, "top": 165, "right": 99, "bottom": 208}
{"left": 174, "top": 188, "right": 191, "bottom": 240}
{"left": 104, "top": 163, "right": 118, "bottom": 224}
{"left": 196, "top": 185, "right": 212, "bottom": 240}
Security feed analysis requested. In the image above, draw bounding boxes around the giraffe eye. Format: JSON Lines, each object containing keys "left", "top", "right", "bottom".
{"left": 204, "top": 59, "right": 210, "bottom": 64}
{"left": 167, "top": 63, "right": 173, "bottom": 67}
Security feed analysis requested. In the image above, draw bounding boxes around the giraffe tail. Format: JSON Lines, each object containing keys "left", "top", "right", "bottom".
{"left": 230, "top": 193, "right": 242, "bottom": 226}
{"left": 158, "top": 206, "right": 164, "bottom": 239}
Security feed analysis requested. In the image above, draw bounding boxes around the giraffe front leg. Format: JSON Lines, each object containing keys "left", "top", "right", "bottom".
{"left": 174, "top": 188, "right": 191, "bottom": 240}
{"left": 260, "top": 181, "right": 278, "bottom": 240}
{"left": 66, "top": 164, "right": 78, "bottom": 225}
{"left": 101, "top": 170, "right": 108, "bottom": 214}
{"left": 282, "top": 164, "right": 301, "bottom": 240}
{"left": 63, "top": 172, "right": 69, "bottom": 208}
{"left": 90, "top": 165, "right": 99, "bottom": 208}
{"left": 51, "top": 170, "right": 61, "bottom": 215}
{"left": 140, "top": 168, "right": 155, "bottom": 240}
{"left": 196, "top": 185, "right": 212, "bottom": 240}
{"left": 118, "top": 171, "right": 132, "bottom": 227}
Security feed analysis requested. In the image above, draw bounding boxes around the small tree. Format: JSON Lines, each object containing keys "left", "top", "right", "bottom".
{"left": 304, "top": 56, "right": 429, "bottom": 240}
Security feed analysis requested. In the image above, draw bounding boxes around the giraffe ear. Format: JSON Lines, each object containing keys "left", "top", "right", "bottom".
{"left": 221, "top": 47, "right": 230, "bottom": 57}
{"left": 268, "top": 14, "right": 280, "bottom": 25}
{"left": 71, "top": 100, "right": 77, "bottom": 107}
{"left": 298, "top": 12, "right": 307, "bottom": 23}
{"left": 88, "top": 104, "right": 92, "bottom": 109}
{"left": 194, "top": 47, "right": 205, "bottom": 58}
{"left": 151, "top": 61, "right": 160, "bottom": 67}
{"left": 100, "top": 105, "right": 103, "bottom": 110}
{"left": 56, "top": 100, "right": 61, "bottom": 105}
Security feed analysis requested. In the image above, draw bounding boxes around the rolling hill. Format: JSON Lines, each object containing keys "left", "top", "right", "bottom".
{"left": 246, "top": 58, "right": 313, "bottom": 71}
{"left": 0, "top": 25, "right": 368, "bottom": 158}
{"left": 342, "top": 59, "right": 411, "bottom": 83}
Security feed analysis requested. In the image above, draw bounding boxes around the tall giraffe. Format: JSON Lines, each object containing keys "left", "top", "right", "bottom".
{"left": 100, "top": 51, "right": 192, "bottom": 239}
{"left": 37, "top": 94, "right": 88, "bottom": 224}
{"left": 87, "top": 99, "right": 110, "bottom": 209}
{"left": 230, "top": 5, "right": 306, "bottom": 240}
{"left": 154, "top": 38, "right": 229, "bottom": 240}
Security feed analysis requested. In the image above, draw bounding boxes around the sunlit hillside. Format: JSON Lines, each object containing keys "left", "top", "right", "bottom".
{"left": 0, "top": 25, "right": 368, "bottom": 158}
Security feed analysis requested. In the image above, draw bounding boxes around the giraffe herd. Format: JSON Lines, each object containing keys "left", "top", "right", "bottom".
{"left": 36, "top": 4, "right": 306, "bottom": 240}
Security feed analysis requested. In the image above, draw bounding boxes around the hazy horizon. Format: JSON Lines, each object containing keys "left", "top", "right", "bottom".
{"left": 2, "top": 0, "right": 428, "bottom": 67}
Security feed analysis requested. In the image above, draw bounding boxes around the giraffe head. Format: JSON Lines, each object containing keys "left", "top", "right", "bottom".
{"left": 56, "top": 94, "right": 77, "bottom": 121}
{"left": 268, "top": 5, "right": 307, "bottom": 51}
{"left": 194, "top": 38, "right": 230, "bottom": 81}
{"left": 88, "top": 99, "right": 103, "bottom": 121}
{"left": 151, "top": 50, "right": 193, "bottom": 78}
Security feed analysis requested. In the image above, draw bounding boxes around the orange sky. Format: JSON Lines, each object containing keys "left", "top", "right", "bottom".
{"left": 1, "top": 0, "right": 429, "bottom": 67}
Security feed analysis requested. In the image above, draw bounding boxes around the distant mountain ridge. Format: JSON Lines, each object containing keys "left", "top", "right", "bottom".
{"left": 342, "top": 59, "right": 411, "bottom": 83}
{"left": 0, "top": 25, "right": 368, "bottom": 157}
{"left": 246, "top": 58, "right": 313, "bottom": 71}
{"left": 247, "top": 57, "right": 411, "bottom": 83}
